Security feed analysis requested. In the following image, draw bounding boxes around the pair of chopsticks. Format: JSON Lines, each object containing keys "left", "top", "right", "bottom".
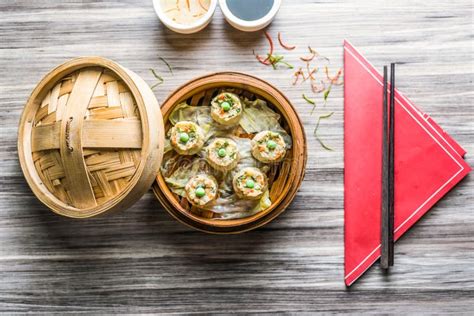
{"left": 381, "top": 63, "right": 395, "bottom": 269}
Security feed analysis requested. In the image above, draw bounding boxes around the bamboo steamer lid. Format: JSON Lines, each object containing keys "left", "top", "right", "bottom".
{"left": 18, "top": 57, "right": 164, "bottom": 218}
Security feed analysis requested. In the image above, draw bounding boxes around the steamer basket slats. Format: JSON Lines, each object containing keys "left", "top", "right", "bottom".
{"left": 18, "top": 57, "right": 164, "bottom": 218}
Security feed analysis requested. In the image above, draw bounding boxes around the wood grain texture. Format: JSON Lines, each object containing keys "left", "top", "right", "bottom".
{"left": 0, "top": 0, "right": 472, "bottom": 313}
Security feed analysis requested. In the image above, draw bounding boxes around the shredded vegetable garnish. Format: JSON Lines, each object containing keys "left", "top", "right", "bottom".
{"left": 254, "top": 31, "right": 274, "bottom": 65}
{"left": 302, "top": 93, "right": 315, "bottom": 105}
{"left": 267, "top": 54, "right": 294, "bottom": 69}
{"left": 303, "top": 93, "right": 317, "bottom": 114}
{"left": 251, "top": 31, "right": 343, "bottom": 151}
{"left": 311, "top": 80, "right": 326, "bottom": 93}
{"left": 253, "top": 49, "right": 270, "bottom": 65}
{"left": 303, "top": 64, "right": 317, "bottom": 82}
{"left": 314, "top": 112, "right": 334, "bottom": 151}
{"left": 149, "top": 68, "right": 164, "bottom": 90}
{"left": 263, "top": 31, "right": 274, "bottom": 58}
{"left": 159, "top": 56, "right": 173, "bottom": 74}
{"left": 323, "top": 85, "right": 332, "bottom": 105}
{"left": 318, "top": 51, "right": 330, "bottom": 63}
{"left": 278, "top": 32, "right": 296, "bottom": 50}
{"left": 325, "top": 66, "right": 343, "bottom": 85}
{"left": 293, "top": 67, "right": 305, "bottom": 85}
{"left": 300, "top": 46, "right": 316, "bottom": 62}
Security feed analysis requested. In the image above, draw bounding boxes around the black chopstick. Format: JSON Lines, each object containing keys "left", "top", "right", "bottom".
{"left": 388, "top": 63, "right": 396, "bottom": 266}
{"left": 381, "top": 65, "right": 390, "bottom": 270}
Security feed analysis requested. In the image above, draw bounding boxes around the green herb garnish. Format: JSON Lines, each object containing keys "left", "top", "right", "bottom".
{"left": 149, "top": 68, "right": 164, "bottom": 90}
{"left": 159, "top": 56, "right": 173, "bottom": 74}
{"left": 314, "top": 112, "right": 334, "bottom": 151}
{"left": 303, "top": 93, "right": 317, "bottom": 114}
{"left": 323, "top": 85, "right": 332, "bottom": 106}
{"left": 267, "top": 54, "right": 294, "bottom": 70}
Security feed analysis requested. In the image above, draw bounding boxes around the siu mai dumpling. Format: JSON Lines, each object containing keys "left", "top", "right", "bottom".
{"left": 210, "top": 92, "right": 243, "bottom": 126}
{"left": 169, "top": 121, "right": 205, "bottom": 155}
{"left": 251, "top": 130, "right": 287, "bottom": 163}
{"left": 232, "top": 167, "right": 268, "bottom": 200}
{"left": 206, "top": 138, "right": 240, "bottom": 172}
{"left": 185, "top": 174, "right": 218, "bottom": 207}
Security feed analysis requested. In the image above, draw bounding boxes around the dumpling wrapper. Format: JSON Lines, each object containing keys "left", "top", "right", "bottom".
{"left": 239, "top": 98, "right": 292, "bottom": 148}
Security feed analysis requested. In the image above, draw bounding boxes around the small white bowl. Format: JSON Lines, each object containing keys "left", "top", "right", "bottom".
{"left": 219, "top": 0, "right": 281, "bottom": 32}
{"left": 153, "top": 0, "right": 218, "bottom": 34}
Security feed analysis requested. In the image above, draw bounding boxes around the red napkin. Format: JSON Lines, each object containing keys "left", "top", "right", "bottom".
{"left": 343, "top": 40, "right": 471, "bottom": 286}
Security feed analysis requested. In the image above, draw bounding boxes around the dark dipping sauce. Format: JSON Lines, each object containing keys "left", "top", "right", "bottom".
{"left": 226, "top": 0, "right": 275, "bottom": 21}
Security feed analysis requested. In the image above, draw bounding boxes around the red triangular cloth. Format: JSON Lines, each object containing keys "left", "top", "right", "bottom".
{"left": 343, "top": 40, "right": 471, "bottom": 286}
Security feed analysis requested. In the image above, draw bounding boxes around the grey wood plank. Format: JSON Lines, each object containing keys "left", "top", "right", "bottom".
{"left": 0, "top": 0, "right": 473, "bottom": 313}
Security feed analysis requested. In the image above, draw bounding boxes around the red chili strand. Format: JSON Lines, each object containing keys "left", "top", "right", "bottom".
{"left": 278, "top": 32, "right": 296, "bottom": 50}
{"left": 263, "top": 31, "right": 274, "bottom": 63}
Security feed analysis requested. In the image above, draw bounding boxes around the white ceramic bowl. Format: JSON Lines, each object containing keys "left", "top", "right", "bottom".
{"left": 153, "top": 0, "right": 218, "bottom": 34}
{"left": 218, "top": 0, "right": 281, "bottom": 32}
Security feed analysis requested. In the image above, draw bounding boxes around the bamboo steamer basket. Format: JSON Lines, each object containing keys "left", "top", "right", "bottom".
{"left": 19, "top": 61, "right": 305, "bottom": 232}
{"left": 153, "top": 72, "right": 307, "bottom": 234}
{"left": 18, "top": 57, "right": 164, "bottom": 218}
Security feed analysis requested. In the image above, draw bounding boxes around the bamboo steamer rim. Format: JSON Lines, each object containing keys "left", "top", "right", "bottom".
{"left": 18, "top": 57, "right": 164, "bottom": 218}
{"left": 153, "top": 72, "right": 307, "bottom": 233}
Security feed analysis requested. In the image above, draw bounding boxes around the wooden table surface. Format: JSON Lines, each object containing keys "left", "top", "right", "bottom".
{"left": 1, "top": 0, "right": 473, "bottom": 313}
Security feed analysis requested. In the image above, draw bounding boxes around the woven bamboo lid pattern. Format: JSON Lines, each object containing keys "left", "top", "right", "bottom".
{"left": 18, "top": 57, "right": 164, "bottom": 218}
